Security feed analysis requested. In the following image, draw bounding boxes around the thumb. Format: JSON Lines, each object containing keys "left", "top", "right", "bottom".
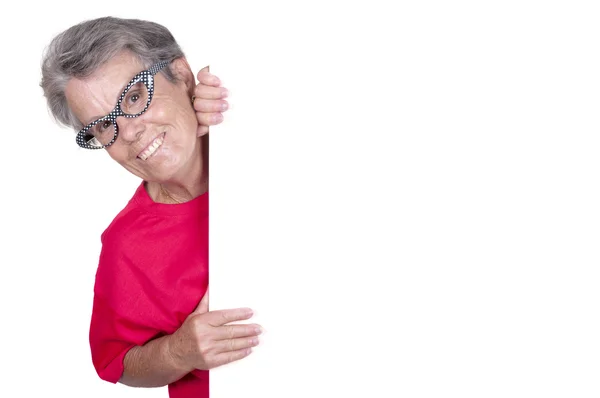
{"left": 197, "top": 65, "right": 210, "bottom": 80}
{"left": 193, "top": 288, "right": 209, "bottom": 314}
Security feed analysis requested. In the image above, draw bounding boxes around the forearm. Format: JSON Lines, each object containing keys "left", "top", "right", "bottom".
{"left": 120, "top": 334, "right": 192, "bottom": 388}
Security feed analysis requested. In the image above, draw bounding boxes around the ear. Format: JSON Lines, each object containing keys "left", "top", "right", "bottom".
{"left": 169, "top": 57, "right": 195, "bottom": 96}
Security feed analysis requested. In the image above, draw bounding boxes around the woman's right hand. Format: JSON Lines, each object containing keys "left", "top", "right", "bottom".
{"left": 193, "top": 66, "right": 229, "bottom": 137}
{"left": 168, "top": 290, "right": 262, "bottom": 371}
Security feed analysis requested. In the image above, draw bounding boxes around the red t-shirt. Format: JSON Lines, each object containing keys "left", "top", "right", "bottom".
{"left": 89, "top": 182, "right": 209, "bottom": 397}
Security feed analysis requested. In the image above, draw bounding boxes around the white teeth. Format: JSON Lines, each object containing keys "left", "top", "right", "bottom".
{"left": 139, "top": 135, "right": 164, "bottom": 160}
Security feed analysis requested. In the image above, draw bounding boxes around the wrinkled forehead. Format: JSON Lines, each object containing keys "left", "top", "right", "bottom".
{"left": 65, "top": 51, "right": 145, "bottom": 126}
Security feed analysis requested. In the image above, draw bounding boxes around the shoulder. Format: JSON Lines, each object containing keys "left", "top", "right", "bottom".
{"left": 94, "top": 184, "right": 150, "bottom": 291}
{"left": 100, "top": 183, "right": 149, "bottom": 246}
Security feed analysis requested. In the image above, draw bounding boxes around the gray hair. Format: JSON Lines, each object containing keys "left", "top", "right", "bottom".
{"left": 40, "top": 16, "right": 185, "bottom": 131}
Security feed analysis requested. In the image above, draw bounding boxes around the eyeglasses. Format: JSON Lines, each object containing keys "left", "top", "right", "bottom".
{"left": 75, "top": 61, "right": 170, "bottom": 150}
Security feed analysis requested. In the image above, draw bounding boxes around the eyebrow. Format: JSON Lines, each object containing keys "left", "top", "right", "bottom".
{"left": 84, "top": 114, "right": 105, "bottom": 126}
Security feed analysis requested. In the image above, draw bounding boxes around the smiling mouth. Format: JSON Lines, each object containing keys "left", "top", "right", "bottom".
{"left": 138, "top": 132, "right": 166, "bottom": 160}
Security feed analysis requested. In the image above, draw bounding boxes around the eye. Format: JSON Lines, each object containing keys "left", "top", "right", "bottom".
{"left": 126, "top": 89, "right": 142, "bottom": 105}
{"left": 121, "top": 82, "right": 148, "bottom": 114}
{"left": 97, "top": 120, "right": 113, "bottom": 133}
{"left": 100, "top": 120, "right": 112, "bottom": 131}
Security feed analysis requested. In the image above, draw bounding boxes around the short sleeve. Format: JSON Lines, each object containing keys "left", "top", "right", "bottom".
{"left": 89, "top": 292, "right": 161, "bottom": 383}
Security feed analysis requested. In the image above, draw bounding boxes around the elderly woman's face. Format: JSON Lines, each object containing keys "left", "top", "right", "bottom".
{"left": 65, "top": 51, "right": 198, "bottom": 183}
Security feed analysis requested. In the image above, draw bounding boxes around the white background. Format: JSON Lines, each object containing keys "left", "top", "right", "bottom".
{"left": 1, "top": 1, "right": 600, "bottom": 397}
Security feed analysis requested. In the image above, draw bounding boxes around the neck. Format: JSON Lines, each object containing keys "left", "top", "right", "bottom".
{"left": 149, "top": 135, "right": 209, "bottom": 203}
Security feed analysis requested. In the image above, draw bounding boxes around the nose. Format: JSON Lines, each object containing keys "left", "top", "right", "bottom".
{"left": 116, "top": 115, "right": 145, "bottom": 144}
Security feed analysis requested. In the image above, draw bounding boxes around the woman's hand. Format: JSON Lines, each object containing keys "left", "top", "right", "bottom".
{"left": 194, "top": 66, "right": 230, "bottom": 137}
{"left": 168, "top": 290, "right": 262, "bottom": 371}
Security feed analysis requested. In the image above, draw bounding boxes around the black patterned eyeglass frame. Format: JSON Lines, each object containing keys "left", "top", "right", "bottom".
{"left": 75, "top": 61, "right": 170, "bottom": 150}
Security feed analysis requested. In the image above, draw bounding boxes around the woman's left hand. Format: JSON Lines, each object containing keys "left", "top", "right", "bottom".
{"left": 194, "top": 66, "right": 229, "bottom": 137}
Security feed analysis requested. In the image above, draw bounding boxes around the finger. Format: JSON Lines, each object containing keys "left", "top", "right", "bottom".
{"left": 197, "top": 65, "right": 209, "bottom": 80}
{"left": 214, "top": 323, "right": 263, "bottom": 341}
{"left": 214, "top": 336, "right": 260, "bottom": 354}
{"left": 193, "top": 288, "right": 209, "bottom": 314}
{"left": 196, "top": 112, "right": 223, "bottom": 127}
{"left": 193, "top": 99, "right": 229, "bottom": 113}
{"left": 194, "top": 84, "right": 229, "bottom": 100}
{"left": 197, "top": 72, "right": 221, "bottom": 87}
{"left": 197, "top": 65, "right": 221, "bottom": 86}
{"left": 205, "top": 307, "right": 254, "bottom": 327}
{"left": 211, "top": 348, "right": 253, "bottom": 368}
{"left": 197, "top": 125, "right": 209, "bottom": 137}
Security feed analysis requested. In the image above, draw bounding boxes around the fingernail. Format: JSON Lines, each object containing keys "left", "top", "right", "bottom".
{"left": 221, "top": 102, "right": 228, "bottom": 111}
{"left": 213, "top": 76, "right": 221, "bottom": 85}
{"left": 222, "top": 89, "right": 229, "bottom": 98}
{"left": 213, "top": 113, "right": 223, "bottom": 123}
{"left": 245, "top": 308, "right": 254, "bottom": 316}
{"left": 255, "top": 326, "right": 263, "bottom": 334}
{"left": 250, "top": 337, "right": 259, "bottom": 345}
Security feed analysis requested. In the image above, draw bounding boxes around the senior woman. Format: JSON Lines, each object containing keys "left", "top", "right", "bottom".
{"left": 40, "top": 17, "right": 261, "bottom": 398}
